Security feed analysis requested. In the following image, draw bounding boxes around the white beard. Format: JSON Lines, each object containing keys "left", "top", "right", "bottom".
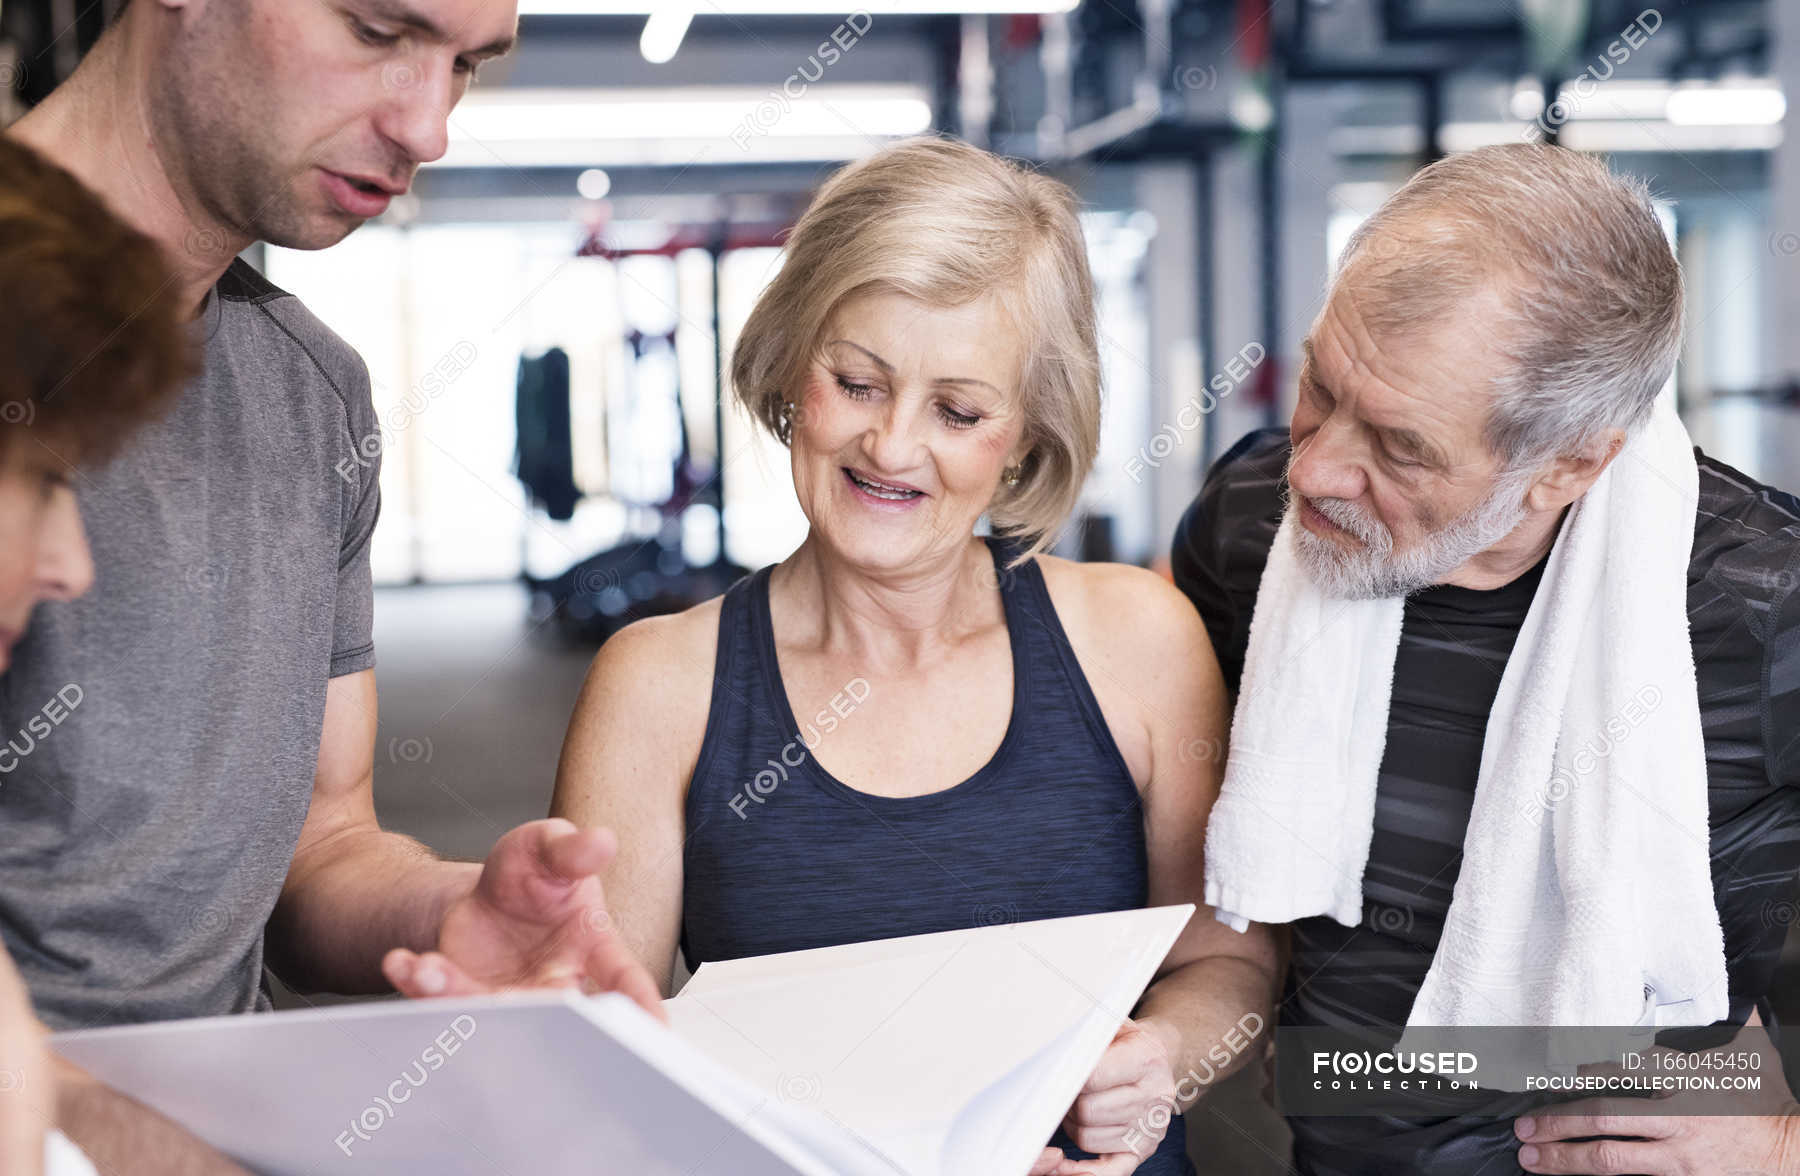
{"left": 1286, "top": 464, "right": 1537, "bottom": 600}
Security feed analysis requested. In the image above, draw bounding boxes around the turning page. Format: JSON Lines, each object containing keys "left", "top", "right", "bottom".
{"left": 667, "top": 904, "right": 1196, "bottom": 1175}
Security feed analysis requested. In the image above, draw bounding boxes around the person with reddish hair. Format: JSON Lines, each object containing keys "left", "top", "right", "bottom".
{"left": 0, "top": 133, "right": 244, "bottom": 1176}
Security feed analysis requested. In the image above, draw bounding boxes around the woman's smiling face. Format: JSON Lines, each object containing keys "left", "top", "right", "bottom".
{"left": 788, "top": 289, "right": 1030, "bottom": 574}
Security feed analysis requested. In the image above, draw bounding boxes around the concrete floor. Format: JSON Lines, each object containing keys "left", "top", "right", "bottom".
{"left": 346, "top": 580, "right": 1800, "bottom": 1175}
{"left": 365, "top": 584, "right": 595, "bottom": 861}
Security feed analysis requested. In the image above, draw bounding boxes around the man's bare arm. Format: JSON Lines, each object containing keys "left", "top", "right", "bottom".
{"left": 265, "top": 670, "right": 477, "bottom": 994}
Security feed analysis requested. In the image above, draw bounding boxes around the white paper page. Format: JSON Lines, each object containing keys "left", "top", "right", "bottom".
{"left": 939, "top": 1018, "right": 1083, "bottom": 1173}
{"left": 668, "top": 906, "right": 1195, "bottom": 1176}
{"left": 942, "top": 906, "right": 1195, "bottom": 1174}
{"left": 51, "top": 990, "right": 849, "bottom": 1176}
{"left": 584, "top": 995, "right": 903, "bottom": 1176}
{"left": 670, "top": 942, "right": 1095, "bottom": 1172}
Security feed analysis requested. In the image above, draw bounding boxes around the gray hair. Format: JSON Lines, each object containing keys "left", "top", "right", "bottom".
{"left": 1337, "top": 144, "right": 1683, "bottom": 469}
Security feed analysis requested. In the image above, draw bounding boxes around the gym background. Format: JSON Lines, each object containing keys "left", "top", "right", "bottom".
{"left": 3, "top": 0, "right": 1797, "bottom": 1169}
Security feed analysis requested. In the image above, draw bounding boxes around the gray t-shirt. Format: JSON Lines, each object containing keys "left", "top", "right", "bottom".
{"left": 0, "top": 258, "right": 380, "bottom": 1029}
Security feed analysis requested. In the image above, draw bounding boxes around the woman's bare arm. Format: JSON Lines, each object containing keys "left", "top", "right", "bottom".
{"left": 1044, "top": 559, "right": 1282, "bottom": 1160}
{"left": 550, "top": 605, "right": 717, "bottom": 997}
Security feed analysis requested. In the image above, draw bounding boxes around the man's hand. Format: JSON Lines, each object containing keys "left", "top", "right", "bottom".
{"left": 380, "top": 819, "right": 664, "bottom": 1020}
{"left": 1517, "top": 1020, "right": 1800, "bottom": 1175}
{"left": 1028, "top": 1019, "right": 1180, "bottom": 1175}
{"left": 1516, "top": 1099, "right": 1800, "bottom": 1174}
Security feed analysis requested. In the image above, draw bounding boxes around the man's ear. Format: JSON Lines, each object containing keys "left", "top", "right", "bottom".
{"left": 1523, "top": 428, "right": 1627, "bottom": 514}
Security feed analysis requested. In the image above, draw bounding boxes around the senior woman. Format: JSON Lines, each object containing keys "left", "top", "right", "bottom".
{"left": 551, "top": 136, "right": 1279, "bottom": 1175}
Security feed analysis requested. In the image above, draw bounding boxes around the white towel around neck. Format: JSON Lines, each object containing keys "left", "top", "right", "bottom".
{"left": 1203, "top": 399, "right": 1729, "bottom": 1032}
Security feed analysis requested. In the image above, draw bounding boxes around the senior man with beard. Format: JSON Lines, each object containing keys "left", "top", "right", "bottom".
{"left": 1173, "top": 143, "right": 1800, "bottom": 1175}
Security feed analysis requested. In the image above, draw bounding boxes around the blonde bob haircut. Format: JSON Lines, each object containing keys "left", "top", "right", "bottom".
{"left": 730, "top": 135, "right": 1100, "bottom": 562}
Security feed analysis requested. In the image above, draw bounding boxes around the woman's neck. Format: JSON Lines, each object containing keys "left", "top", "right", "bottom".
{"left": 772, "top": 535, "right": 1002, "bottom": 669}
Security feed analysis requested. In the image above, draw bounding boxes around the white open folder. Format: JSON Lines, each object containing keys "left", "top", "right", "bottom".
{"left": 51, "top": 904, "right": 1193, "bottom": 1176}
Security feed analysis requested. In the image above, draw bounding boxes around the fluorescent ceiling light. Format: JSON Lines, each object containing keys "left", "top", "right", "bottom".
{"left": 521, "top": 0, "right": 1078, "bottom": 12}
{"left": 1507, "top": 78, "right": 1786, "bottom": 127}
{"left": 1434, "top": 120, "right": 1782, "bottom": 154}
{"left": 1332, "top": 120, "right": 1783, "bottom": 156}
{"left": 639, "top": 10, "right": 693, "bottom": 63}
{"left": 430, "top": 134, "right": 901, "bottom": 169}
{"left": 433, "top": 85, "right": 933, "bottom": 168}
{"left": 1509, "top": 80, "right": 1675, "bottom": 122}
{"left": 1559, "top": 119, "right": 1781, "bottom": 151}
{"left": 1666, "top": 82, "right": 1785, "bottom": 126}
{"left": 1558, "top": 81, "right": 1676, "bottom": 121}
{"left": 449, "top": 85, "right": 931, "bottom": 140}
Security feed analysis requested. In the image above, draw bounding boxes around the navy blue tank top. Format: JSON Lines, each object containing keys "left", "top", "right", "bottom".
{"left": 680, "top": 538, "right": 1193, "bottom": 1173}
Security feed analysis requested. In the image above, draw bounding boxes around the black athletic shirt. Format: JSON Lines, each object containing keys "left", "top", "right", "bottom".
{"left": 680, "top": 537, "right": 1193, "bottom": 1174}
{"left": 1172, "top": 428, "right": 1800, "bottom": 1175}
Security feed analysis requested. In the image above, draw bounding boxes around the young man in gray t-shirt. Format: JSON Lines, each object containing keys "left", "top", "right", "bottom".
{"left": 2, "top": 1, "right": 660, "bottom": 1167}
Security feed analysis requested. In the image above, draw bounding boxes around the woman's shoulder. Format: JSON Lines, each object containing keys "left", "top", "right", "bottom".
{"left": 593, "top": 592, "right": 726, "bottom": 686}
{"left": 559, "top": 591, "right": 734, "bottom": 805}
{"left": 575, "top": 591, "right": 730, "bottom": 736}
{"left": 1030, "top": 555, "right": 1226, "bottom": 790}
{"left": 1033, "top": 554, "right": 1214, "bottom": 659}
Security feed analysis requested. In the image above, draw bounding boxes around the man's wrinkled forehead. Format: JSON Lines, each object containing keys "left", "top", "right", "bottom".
{"left": 1299, "top": 333, "right": 1452, "bottom": 469}
{"left": 1300, "top": 283, "right": 1513, "bottom": 465}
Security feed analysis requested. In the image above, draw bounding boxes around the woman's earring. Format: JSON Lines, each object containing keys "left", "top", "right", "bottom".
{"left": 1001, "top": 463, "right": 1023, "bottom": 487}
{"left": 777, "top": 400, "right": 797, "bottom": 444}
